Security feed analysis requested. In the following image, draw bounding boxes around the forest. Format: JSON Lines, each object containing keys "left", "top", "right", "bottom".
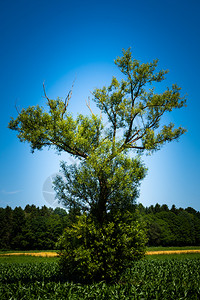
{"left": 1, "top": 203, "right": 200, "bottom": 250}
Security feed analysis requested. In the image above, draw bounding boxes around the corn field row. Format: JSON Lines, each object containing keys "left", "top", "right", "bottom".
{"left": 0, "top": 259, "right": 200, "bottom": 299}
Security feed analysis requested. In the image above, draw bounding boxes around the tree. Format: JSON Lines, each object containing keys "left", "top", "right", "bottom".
{"left": 0, "top": 206, "right": 13, "bottom": 249}
{"left": 11, "top": 207, "right": 26, "bottom": 249}
{"left": 8, "top": 48, "right": 186, "bottom": 223}
{"left": 8, "top": 48, "right": 186, "bottom": 280}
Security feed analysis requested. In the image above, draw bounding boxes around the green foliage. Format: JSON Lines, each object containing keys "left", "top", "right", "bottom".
{"left": 1, "top": 258, "right": 200, "bottom": 299}
{"left": 1, "top": 203, "right": 200, "bottom": 251}
{"left": 56, "top": 212, "right": 147, "bottom": 282}
{"left": 0, "top": 205, "right": 69, "bottom": 250}
{"left": 0, "top": 254, "right": 58, "bottom": 264}
{"left": 54, "top": 155, "right": 146, "bottom": 222}
{"left": 8, "top": 48, "right": 187, "bottom": 282}
{"left": 8, "top": 48, "right": 187, "bottom": 223}
{"left": 138, "top": 203, "right": 200, "bottom": 246}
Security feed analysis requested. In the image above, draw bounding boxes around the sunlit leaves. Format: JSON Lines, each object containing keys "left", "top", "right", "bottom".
{"left": 8, "top": 47, "right": 186, "bottom": 159}
{"left": 93, "top": 48, "right": 186, "bottom": 154}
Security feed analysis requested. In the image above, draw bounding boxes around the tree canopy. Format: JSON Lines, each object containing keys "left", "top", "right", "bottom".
{"left": 8, "top": 48, "right": 186, "bottom": 224}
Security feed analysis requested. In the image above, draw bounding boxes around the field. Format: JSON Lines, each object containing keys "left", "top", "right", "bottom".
{"left": 0, "top": 249, "right": 200, "bottom": 299}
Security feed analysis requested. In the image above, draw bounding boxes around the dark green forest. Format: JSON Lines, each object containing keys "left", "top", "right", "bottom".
{"left": 0, "top": 203, "right": 200, "bottom": 250}
{"left": 0, "top": 205, "right": 71, "bottom": 250}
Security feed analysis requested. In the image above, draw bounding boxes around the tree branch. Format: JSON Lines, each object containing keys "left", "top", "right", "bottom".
{"left": 43, "top": 81, "right": 54, "bottom": 110}
{"left": 125, "top": 81, "right": 143, "bottom": 143}
{"left": 15, "top": 100, "right": 21, "bottom": 114}
{"left": 46, "top": 137, "right": 88, "bottom": 159}
{"left": 61, "top": 78, "right": 76, "bottom": 118}
{"left": 86, "top": 97, "right": 95, "bottom": 115}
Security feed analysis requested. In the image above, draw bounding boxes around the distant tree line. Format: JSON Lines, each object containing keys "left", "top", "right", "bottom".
{"left": 137, "top": 203, "right": 200, "bottom": 246}
{"left": 0, "top": 205, "right": 74, "bottom": 250}
{"left": 0, "top": 203, "right": 200, "bottom": 250}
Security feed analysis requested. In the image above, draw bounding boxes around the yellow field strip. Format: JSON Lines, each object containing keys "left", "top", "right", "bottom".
{"left": 0, "top": 252, "right": 58, "bottom": 257}
{"left": 1, "top": 250, "right": 200, "bottom": 257}
{"left": 146, "top": 250, "right": 200, "bottom": 255}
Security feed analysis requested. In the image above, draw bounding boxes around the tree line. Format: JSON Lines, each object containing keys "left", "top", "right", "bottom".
{"left": 0, "top": 203, "right": 200, "bottom": 250}
{"left": 0, "top": 205, "right": 71, "bottom": 250}
{"left": 138, "top": 203, "right": 200, "bottom": 246}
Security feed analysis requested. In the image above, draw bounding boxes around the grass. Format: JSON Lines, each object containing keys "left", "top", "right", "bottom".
{"left": 2, "top": 245, "right": 200, "bottom": 255}
{"left": 1, "top": 246, "right": 200, "bottom": 264}
{"left": 0, "top": 249, "right": 57, "bottom": 254}
{"left": 0, "top": 255, "right": 58, "bottom": 264}
{"left": 147, "top": 245, "right": 200, "bottom": 251}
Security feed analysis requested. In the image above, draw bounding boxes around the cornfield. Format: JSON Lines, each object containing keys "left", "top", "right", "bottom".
{"left": 1, "top": 258, "right": 200, "bottom": 299}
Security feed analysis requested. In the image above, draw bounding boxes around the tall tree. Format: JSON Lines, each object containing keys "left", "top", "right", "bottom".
{"left": 8, "top": 48, "right": 186, "bottom": 224}
{"left": 8, "top": 48, "right": 186, "bottom": 281}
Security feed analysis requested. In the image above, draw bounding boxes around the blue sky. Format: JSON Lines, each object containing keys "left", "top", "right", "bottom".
{"left": 0, "top": 0, "right": 200, "bottom": 211}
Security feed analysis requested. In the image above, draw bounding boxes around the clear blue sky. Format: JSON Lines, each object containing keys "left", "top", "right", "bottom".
{"left": 0, "top": 0, "right": 199, "bottom": 211}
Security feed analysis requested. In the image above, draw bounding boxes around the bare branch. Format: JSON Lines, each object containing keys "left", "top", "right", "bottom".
{"left": 15, "top": 99, "right": 21, "bottom": 114}
{"left": 61, "top": 78, "right": 76, "bottom": 118}
{"left": 43, "top": 81, "right": 49, "bottom": 101}
{"left": 86, "top": 97, "right": 95, "bottom": 115}
{"left": 43, "top": 81, "right": 53, "bottom": 109}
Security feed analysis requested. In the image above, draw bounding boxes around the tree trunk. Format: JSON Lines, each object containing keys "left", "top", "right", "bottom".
{"left": 94, "top": 176, "right": 109, "bottom": 225}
